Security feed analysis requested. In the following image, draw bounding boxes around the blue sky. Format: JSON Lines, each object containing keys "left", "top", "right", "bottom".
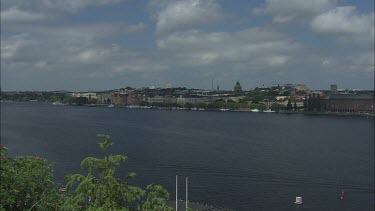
{"left": 1, "top": 0, "right": 374, "bottom": 91}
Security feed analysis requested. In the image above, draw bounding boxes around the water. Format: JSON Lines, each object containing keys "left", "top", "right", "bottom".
{"left": 1, "top": 102, "right": 374, "bottom": 210}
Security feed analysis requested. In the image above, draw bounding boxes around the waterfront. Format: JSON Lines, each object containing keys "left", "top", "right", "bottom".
{"left": 1, "top": 102, "right": 374, "bottom": 210}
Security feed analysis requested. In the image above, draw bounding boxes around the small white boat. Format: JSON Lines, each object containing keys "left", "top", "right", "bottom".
{"left": 263, "top": 109, "right": 275, "bottom": 113}
{"left": 250, "top": 109, "right": 260, "bottom": 112}
{"left": 52, "top": 102, "right": 63, "bottom": 106}
{"left": 219, "top": 108, "right": 230, "bottom": 111}
{"left": 108, "top": 104, "right": 114, "bottom": 108}
{"left": 294, "top": 196, "right": 302, "bottom": 205}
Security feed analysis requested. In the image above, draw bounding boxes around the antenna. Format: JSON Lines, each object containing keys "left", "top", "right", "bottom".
{"left": 186, "top": 177, "right": 188, "bottom": 210}
{"left": 176, "top": 175, "right": 178, "bottom": 211}
{"left": 212, "top": 79, "right": 214, "bottom": 91}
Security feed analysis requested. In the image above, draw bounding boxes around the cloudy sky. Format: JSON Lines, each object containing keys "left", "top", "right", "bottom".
{"left": 1, "top": 0, "right": 374, "bottom": 91}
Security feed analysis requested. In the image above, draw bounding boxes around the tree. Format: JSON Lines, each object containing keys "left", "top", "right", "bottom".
{"left": 0, "top": 145, "right": 63, "bottom": 210}
{"left": 1, "top": 135, "right": 174, "bottom": 211}
{"left": 312, "top": 93, "right": 316, "bottom": 111}
{"left": 303, "top": 95, "right": 308, "bottom": 111}
{"left": 270, "top": 103, "right": 284, "bottom": 111}
{"left": 286, "top": 99, "right": 292, "bottom": 110}
{"left": 294, "top": 102, "right": 297, "bottom": 111}
{"left": 308, "top": 94, "right": 312, "bottom": 111}
{"left": 251, "top": 95, "right": 263, "bottom": 104}
{"left": 316, "top": 94, "right": 322, "bottom": 112}
{"left": 62, "top": 134, "right": 172, "bottom": 211}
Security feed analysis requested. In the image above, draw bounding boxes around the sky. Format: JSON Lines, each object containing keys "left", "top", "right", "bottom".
{"left": 1, "top": 0, "right": 374, "bottom": 91}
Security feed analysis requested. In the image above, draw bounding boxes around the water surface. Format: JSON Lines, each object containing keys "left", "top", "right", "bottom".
{"left": 1, "top": 102, "right": 374, "bottom": 210}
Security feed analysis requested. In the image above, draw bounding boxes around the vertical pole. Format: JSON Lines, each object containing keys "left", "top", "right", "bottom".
{"left": 176, "top": 175, "right": 178, "bottom": 211}
{"left": 186, "top": 177, "right": 188, "bottom": 210}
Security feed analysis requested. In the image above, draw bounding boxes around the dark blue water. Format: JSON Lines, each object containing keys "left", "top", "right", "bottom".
{"left": 1, "top": 102, "right": 374, "bottom": 210}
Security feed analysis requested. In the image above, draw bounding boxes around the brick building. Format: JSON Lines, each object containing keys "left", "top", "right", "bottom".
{"left": 323, "top": 94, "right": 374, "bottom": 113}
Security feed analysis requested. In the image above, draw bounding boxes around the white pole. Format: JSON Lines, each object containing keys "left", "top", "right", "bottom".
{"left": 186, "top": 177, "right": 188, "bottom": 210}
{"left": 176, "top": 175, "right": 178, "bottom": 211}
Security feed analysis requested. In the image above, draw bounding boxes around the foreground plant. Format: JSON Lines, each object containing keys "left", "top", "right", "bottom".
{"left": 1, "top": 134, "right": 173, "bottom": 211}
{"left": 0, "top": 145, "right": 63, "bottom": 210}
{"left": 62, "top": 134, "right": 173, "bottom": 211}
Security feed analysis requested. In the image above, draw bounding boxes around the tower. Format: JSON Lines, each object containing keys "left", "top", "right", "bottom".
{"left": 330, "top": 84, "right": 337, "bottom": 94}
{"left": 234, "top": 81, "right": 242, "bottom": 92}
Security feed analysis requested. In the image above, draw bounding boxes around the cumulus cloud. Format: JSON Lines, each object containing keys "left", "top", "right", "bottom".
{"left": 157, "top": 28, "right": 300, "bottom": 67}
{"left": 1, "top": 0, "right": 373, "bottom": 90}
{"left": 1, "top": 0, "right": 123, "bottom": 14}
{"left": 1, "top": 8, "right": 47, "bottom": 23}
{"left": 254, "top": 0, "right": 336, "bottom": 23}
{"left": 311, "top": 6, "right": 374, "bottom": 48}
{"left": 154, "top": 0, "right": 224, "bottom": 34}
{"left": 311, "top": 6, "right": 374, "bottom": 36}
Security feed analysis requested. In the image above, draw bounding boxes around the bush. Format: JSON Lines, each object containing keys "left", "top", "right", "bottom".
{"left": 0, "top": 146, "right": 63, "bottom": 210}
{"left": 0, "top": 134, "right": 173, "bottom": 211}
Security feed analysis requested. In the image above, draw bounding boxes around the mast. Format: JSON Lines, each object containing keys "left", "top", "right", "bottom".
{"left": 186, "top": 177, "right": 188, "bottom": 210}
{"left": 176, "top": 175, "right": 178, "bottom": 211}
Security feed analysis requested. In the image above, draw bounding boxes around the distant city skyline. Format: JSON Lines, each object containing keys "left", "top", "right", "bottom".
{"left": 1, "top": 0, "right": 374, "bottom": 91}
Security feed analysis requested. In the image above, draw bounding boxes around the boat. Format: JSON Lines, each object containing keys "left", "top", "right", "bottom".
{"left": 108, "top": 104, "right": 114, "bottom": 108}
{"left": 219, "top": 108, "right": 229, "bottom": 111}
{"left": 52, "top": 102, "right": 64, "bottom": 106}
{"left": 250, "top": 109, "right": 260, "bottom": 112}
{"left": 263, "top": 109, "right": 275, "bottom": 113}
{"left": 294, "top": 196, "right": 302, "bottom": 205}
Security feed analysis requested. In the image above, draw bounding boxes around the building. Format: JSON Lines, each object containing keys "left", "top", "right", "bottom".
{"left": 72, "top": 92, "right": 97, "bottom": 99}
{"left": 234, "top": 81, "right": 242, "bottom": 92}
{"left": 323, "top": 94, "right": 374, "bottom": 113}
{"left": 177, "top": 95, "right": 209, "bottom": 105}
{"left": 330, "top": 84, "right": 337, "bottom": 94}
{"left": 165, "top": 84, "right": 172, "bottom": 89}
{"left": 110, "top": 92, "right": 124, "bottom": 106}
{"left": 293, "top": 84, "right": 309, "bottom": 92}
{"left": 148, "top": 96, "right": 164, "bottom": 103}
{"left": 97, "top": 92, "right": 111, "bottom": 104}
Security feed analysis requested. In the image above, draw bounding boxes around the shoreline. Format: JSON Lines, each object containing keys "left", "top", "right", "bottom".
{"left": 3, "top": 101, "right": 374, "bottom": 118}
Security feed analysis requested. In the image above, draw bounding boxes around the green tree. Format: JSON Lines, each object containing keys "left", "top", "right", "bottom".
{"left": 270, "top": 103, "right": 284, "bottom": 111}
{"left": 307, "top": 94, "right": 313, "bottom": 111}
{"left": 251, "top": 95, "right": 263, "bottom": 104}
{"left": 303, "top": 95, "right": 308, "bottom": 111}
{"left": 0, "top": 145, "right": 63, "bottom": 210}
{"left": 62, "top": 134, "right": 172, "bottom": 211}
{"left": 286, "top": 99, "right": 292, "bottom": 111}
{"left": 316, "top": 94, "right": 321, "bottom": 112}
{"left": 293, "top": 102, "right": 297, "bottom": 111}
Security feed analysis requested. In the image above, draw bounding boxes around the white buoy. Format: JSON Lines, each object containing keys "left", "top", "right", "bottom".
{"left": 294, "top": 196, "right": 303, "bottom": 205}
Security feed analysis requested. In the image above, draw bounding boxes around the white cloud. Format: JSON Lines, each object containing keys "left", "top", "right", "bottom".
{"left": 311, "top": 6, "right": 374, "bottom": 36}
{"left": 1, "top": 0, "right": 123, "bottom": 14}
{"left": 254, "top": 0, "right": 336, "bottom": 23}
{"left": 157, "top": 28, "right": 300, "bottom": 67}
{"left": 1, "top": 8, "right": 47, "bottom": 23}
{"left": 155, "top": 0, "right": 223, "bottom": 34}
{"left": 76, "top": 49, "right": 111, "bottom": 63}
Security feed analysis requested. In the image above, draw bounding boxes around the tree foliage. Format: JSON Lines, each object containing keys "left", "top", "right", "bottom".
{"left": 286, "top": 99, "right": 293, "bottom": 111}
{"left": 0, "top": 135, "right": 173, "bottom": 211}
{"left": 0, "top": 145, "right": 63, "bottom": 211}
